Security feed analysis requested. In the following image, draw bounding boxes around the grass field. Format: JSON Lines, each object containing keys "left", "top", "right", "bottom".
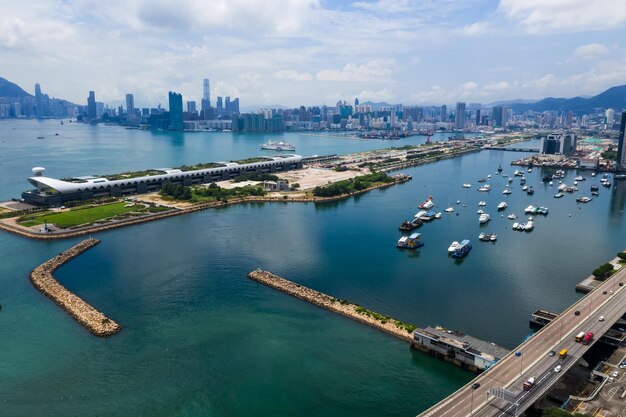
{"left": 18, "top": 202, "right": 141, "bottom": 228}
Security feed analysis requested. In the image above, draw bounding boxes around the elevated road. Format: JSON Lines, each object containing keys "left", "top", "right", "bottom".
{"left": 419, "top": 265, "right": 626, "bottom": 417}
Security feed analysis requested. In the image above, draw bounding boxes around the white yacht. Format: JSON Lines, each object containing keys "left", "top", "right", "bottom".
{"left": 444, "top": 207, "right": 454, "bottom": 213}
{"left": 478, "top": 184, "right": 491, "bottom": 192}
{"left": 502, "top": 188, "right": 512, "bottom": 195}
{"left": 479, "top": 201, "right": 487, "bottom": 206}
{"left": 497, "top": 202, "right": 507, "bottom": 210}
{"left": 448, "top": 241, "right": 460, "bottom": 253}
{"left": 479, "top": 213, "right": 491, "bottom": 224}
{"left": 462, "top": 183, "right": 472, "bottom": 188}
{"left": 507, "top": 213, "right": 517, "bottom": 220}
{"left": 524, "top": 220, "right": 534, "bottom": 231}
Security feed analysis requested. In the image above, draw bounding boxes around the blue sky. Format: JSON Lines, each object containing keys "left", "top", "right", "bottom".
{"left": 1, "top": 0, "right": 626, "bottom": 108}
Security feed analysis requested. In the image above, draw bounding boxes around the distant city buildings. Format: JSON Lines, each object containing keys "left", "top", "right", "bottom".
{"left": 617, "top": 111, "right": 626, "bottom": 170}
{"left": 87, "top": 91, "right": 96, "bottom": 120}
{"left": 168, "top": 91, "right": 183, "bottom": 130}
{"left": 125, "top": 94, "right": 134, "bottom": 116}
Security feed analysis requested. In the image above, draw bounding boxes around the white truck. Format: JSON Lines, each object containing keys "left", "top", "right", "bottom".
{"left": 523, "top": 377, "right": 535, "bottom": 391}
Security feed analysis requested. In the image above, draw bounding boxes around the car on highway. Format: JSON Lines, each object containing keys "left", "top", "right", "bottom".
{"left": 575, "top": 310, "right": 581, "bottom": 316}
{"left": 548, "top": 350, "right": 556, "bottom": 357}
{"left": 472, "top": 383, "right": 480, "bottom": 389}
{"left": 554, "top": 365, "right": 562, "bottom": 372}
{"left": 599, "top": 315, "right": 605, "bottom": 321}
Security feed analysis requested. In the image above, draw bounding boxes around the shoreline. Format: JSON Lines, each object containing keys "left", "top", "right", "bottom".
{"left": 0, "top": 177, "right": 409, "bottom": 240}
{"left": 29, "top": 238, "right": 121, "bottom": 336}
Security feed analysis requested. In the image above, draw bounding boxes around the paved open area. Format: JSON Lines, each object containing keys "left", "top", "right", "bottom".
{"left": 276, "top": 166, "right": 364, "bottom": 190}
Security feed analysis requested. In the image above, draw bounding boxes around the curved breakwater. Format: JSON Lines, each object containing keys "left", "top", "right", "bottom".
{"left": 29, "top": 238, "right": 121, "bottom": 336}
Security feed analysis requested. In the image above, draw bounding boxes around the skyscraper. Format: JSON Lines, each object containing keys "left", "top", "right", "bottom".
{"left": 606, "top": 108, "right": 615, "bottom": 126}
{"left": 440, "top": 105, "right": 447, "bottom": 122}
{"left": 492, "top": 106, "right": 508, "bottom": 127}
{"left": 168, "top": 91, "right": 183, "bottom": 130}
{"left": 35, "top": 83, "right": 44, "bottom": 119}
{"left": 217, "top": 96, "right": 223, "bottom": 112}
{"left": 187, "top": 101, "right": 197, "bottom": 114}
{"left": 225, "top": 96, "right": 231, "bottom": 114}
{"left": 455, "top": 102, "right": 465, "bottom": 129}
{"left": 617, "top": 111, "right": 626, "bottom": 171}
{"left": 87, "top": 91, "right": 97, "bottom": 119}
{"left": 125, "top": 94, "right": 134, "bottom": 116}
{"left": 232, "top": 98, "right": 240, "bottom": 114}
{"left": 203, "top": 79, "right": 210, "bottom": 105}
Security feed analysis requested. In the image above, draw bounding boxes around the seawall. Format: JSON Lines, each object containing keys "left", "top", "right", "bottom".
{"left": 29, "top": 238, "right": 121, "bottom": 336}
{"left": 248, "top": 269, "right": 414, "bottom": 342}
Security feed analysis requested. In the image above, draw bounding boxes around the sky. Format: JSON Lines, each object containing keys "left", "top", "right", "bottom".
{"left": 1, "top": 0, "right": 626, "bottom": 109}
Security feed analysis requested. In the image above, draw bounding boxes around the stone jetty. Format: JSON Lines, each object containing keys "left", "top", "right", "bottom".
{"left": 29, "top": 238, "right": 121, "bottom": 336}
{"left": 248, "top": 269, "right": 414, "bottom": 342}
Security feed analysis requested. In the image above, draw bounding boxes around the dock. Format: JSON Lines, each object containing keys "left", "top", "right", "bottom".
{"left": 248, "top": 269, "right": 509, "bottom": 373}
{"left": 483, "top": 146, "right": 540, "bottom": 153}
{"left": 29, "top": 238, "right": 121, "bottom": 336}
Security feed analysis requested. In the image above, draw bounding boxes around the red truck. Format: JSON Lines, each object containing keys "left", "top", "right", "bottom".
{"left": 582, "top": 332, "right": 594, "bottom": 345}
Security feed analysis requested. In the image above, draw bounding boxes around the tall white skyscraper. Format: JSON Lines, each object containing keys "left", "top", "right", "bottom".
{"left": 606, "top": 108, "right": 615, "bottom": 126}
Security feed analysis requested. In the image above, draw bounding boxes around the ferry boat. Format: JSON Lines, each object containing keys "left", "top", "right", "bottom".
{"left": 418, "top": 196, "right": 434, "bottom": 210}
{"left": 261, "top": 140, "right": 296, "bottom": 151}
{"left": 397, "top": 233, "right": 424, "bottom": 249}
{"left": 576, "top": 196, "right": 592, "bottom": 203}
{"left": 478, "top": 184, "right": 491, "bottom": 192}
{"left": 450, "top": 240, "right": 472, "bottom": 258}
{"left": 497, "top": 202, "right": 507, "bottom": 210}
{"left": 479, "top": 213, "right": 491, "bottom": 224}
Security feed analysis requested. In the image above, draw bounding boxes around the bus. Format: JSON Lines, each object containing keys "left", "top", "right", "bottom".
{"left": 575, "top": 331, "right": 585, "bottom": 342}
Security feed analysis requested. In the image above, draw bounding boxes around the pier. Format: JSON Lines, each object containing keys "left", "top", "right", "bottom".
{"left": 248, "top": 269, "right": 509, "bottom": 373}
{"left": 29, "top": 238, "right": 121, "bottom": 336}
{"left": 483, "top": 146, "right": 540, "bottom": 152}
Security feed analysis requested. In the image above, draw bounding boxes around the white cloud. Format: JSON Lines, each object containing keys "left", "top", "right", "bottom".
{"left": 272, "top": 70, "right": 313, "bottom": 81}
{"left": 352, "top": 0, "right": 414, "bottom": 13}
{"left": 316, "top": 59, "right": 397, "bottom": 82}
{"left": 356, "top": 88, "right": 395, "bottom": 102}
{"left": 499, "top": 0, "right": 626, "bottom": 33}
{"left": 573, "top": 43, "right": 609, "bottom": 60}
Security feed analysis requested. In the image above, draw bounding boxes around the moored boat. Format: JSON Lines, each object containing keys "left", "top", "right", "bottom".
{"left": 479, "top": 213, "right": 491, "bottom": 224}
{"left": 418, "top": 196, "right": 434, "bottom": 210}
{"left": 497, "top": 202, "right": 507, "bottom": 210}
{"left": 261, "top": 140, "right": 296, "bottom": 151}
{"left": 450, "top": 240, "right": 472, "bottom": 258}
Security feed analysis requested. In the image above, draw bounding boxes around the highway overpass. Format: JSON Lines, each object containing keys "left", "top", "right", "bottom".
{"left": 419, "top": 265, "right": 626, "bottom": 417}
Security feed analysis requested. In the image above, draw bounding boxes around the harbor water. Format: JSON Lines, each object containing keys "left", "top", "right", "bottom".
{"left": 1, "top": 120, "right": 625, "bottom": 416}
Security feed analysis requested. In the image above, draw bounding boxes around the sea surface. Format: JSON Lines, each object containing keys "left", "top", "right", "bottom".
{"left": 1, "top": 120, "right": 626, "bottom": 417}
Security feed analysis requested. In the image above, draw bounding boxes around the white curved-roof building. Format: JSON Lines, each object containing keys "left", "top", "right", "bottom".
{"left": 22, "top": 154, "right": 303, "bottom": 206}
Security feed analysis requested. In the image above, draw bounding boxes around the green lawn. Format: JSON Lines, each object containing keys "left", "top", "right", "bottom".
{"left": 18, "top": 202, "right": 141, "bottom": 228}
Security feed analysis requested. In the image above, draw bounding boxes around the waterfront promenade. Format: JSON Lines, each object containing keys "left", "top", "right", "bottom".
{"left": 29, "top": 238, "right": 121, "bottom": 336}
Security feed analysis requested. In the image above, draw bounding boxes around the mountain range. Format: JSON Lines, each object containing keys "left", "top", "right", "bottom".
{"left": 1, "top": 76, "right": 625, "bottom": 114}
{"left": 0, "top": 77, "right": 32, "bottom": 98}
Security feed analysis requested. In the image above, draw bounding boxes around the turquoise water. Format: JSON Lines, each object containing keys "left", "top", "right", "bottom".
{"left": 1, "top": 120, "right": 626, "bottom": 416}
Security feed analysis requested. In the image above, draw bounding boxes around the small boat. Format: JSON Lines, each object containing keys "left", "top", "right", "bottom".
{"left": 575, "top": 176, "right": 585, "bottom": 181}
{"left": 542, "top": 175, "right": 552, "bottom": 182}
{"left": 573, "top": 181, "right": 578, "bottom": 186}
{"left": 456, "top": 200, "right": 461, "bottom": 204}
{"left": 502, "top": 173, "right": 508, "bottom": 178}
{"left": 478, "top": 185, "right": 491, "bottom": 192}
{"left": 508, "top": 178, "right": 513, "bottom": 183}
{"left": 419, "top": 196, "right": 434, "bottom": 210}
{"left": 462, "top": 183, "right": 472, "bottom": 188}
{"left": 514, "top": 170, "right": 524, "bottom": 177}
{"left": 507, "top": 214, "right": 517, "bottom": 220}
{"left": 37, "top": 136, "right": 45, "bottom": 139}
{"left": 477, "top": 209, "right": 484, "bottom": 214}
{"left": 524, "top": 220, "right": 534, "bottom": 231}
{"left": 528, "top": 168, "right": 532, "bottom": 173}
{"left": 558, "top": 184, "right": 567, "bottom": 192}
{"left": 399, "top": 218, "right": 423, "bottom": 231}
{"left": 520, "top": 178, "right": 526, "bottom": 185}
{"left": 478, "top": 178, "right": 487, "bottom": 183}
{"left": 522, "top": 185, "right": 528, "bottom": 191}
{"left": 444, "top": 207, "right": 454, "bottom": 213}
{"left": 616, "top": 174, "right": 626, "bottom": 180}
{"left": 478, "top": 201, "right": 487, "bottom": 206}
{"left": 479, "top": 233, "right": 497, "bottom": 242}
{"left": 566, "top": 187, "right": 575, "bottom": 193}
{"left": 487, "top": 174, "right": 492, "bottom": 178}
{"left": 512, "top": 222, "right": 520, "bottom": 230}
{"left": 548, "top": 181, "right": 553, "bottom": 186}
{"left": 479, "top": 213, "right": 491, "bottom": 224}
{"left": 502, "top": 188, "right": 512, "bottom": 195}
{"left": 576, "top": 196, "right": 592, "bottom": 203}
{"left": 435, "top": 212, "right": 442, "bottom": 219}
{"left": 398, "top": 233, "right": 424, "bottom": 249}
{"left": 536, "top": 207, "right": 549, "bottom": 215}
{"left": 591, "top": 185, "right": 599, "bottom": 192}
{"left": 592, "top": 191, "right": 599, "bottom": 196}
{"left": 497, "top": 202, "right": 507, "bottom": 210}
{"left": 450, "top": 239, "right": 472, "bottom": 258}
{"left": 592, "top": 172, "right": 596, "bottom": 177}
{"left": 526, "top": 187, "right": 534, "bottom": 195}
{"left": 448, "top": 241, "right": 460, "bottom": 253}
{"left": 419, "top": 211, "right": 436, "bottom": 221}
{"left": 554, "top": 193, "right": 564, "bottom": 198}
{"left": 498, "top": 164, "right": 503, "bottom": 172}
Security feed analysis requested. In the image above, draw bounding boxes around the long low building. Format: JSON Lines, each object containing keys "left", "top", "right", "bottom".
{"left": 22, "top": 154, "right": 303, "bottom": 206}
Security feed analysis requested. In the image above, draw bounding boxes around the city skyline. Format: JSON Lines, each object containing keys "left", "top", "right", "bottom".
{"left": 2, "top": 0, "right": 626, "bottom": 107}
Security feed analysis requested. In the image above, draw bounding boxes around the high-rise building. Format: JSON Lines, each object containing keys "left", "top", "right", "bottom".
{"left": 606, "top": 108, "right": 615, "bottom": 126}
{"left": 232, "top": 98, "right": 240, "bottom": 114}
{"left": 35, "top": 83, "right": 44, "bottom": 119}
{"left": 203, "top": 79, "right": 210, "bottom": 103}
{"left": 87, "top": 91, "right": 97, "bottom": 119}
{"left": 187, "top": 101, "right": 197, "bottom": 114}
{"left": 355, "top": 98, "right": 359, "bottom": 107}
{"left": 168, "top": 91, "right": 183, "bottom": 130}
{"left": 217, "top": 96, "right": 223, "bottom": 112}
{"left": 475, "top": 109, "right": 481, "bottom": 125}
{"left": 225, "top": 96, "right": 231, "bottom": 114}
{"left": 455, "top": 102, "right": 465, "bottom": 129}
{"left": 492, "top": 106, "right": 508, "bottom": 127}
{"left": 617, "top": 112, "right": 626, "bottom": 171}
{"left": 440, "top": 105, "right": 447, "bottom": 122}
{"left": 125, "top": 94, "right": 134, "bottom": 116}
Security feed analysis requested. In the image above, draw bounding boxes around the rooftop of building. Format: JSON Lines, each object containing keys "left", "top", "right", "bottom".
{"left": 417, "top": 326, "right": 510, "bottom": 361}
